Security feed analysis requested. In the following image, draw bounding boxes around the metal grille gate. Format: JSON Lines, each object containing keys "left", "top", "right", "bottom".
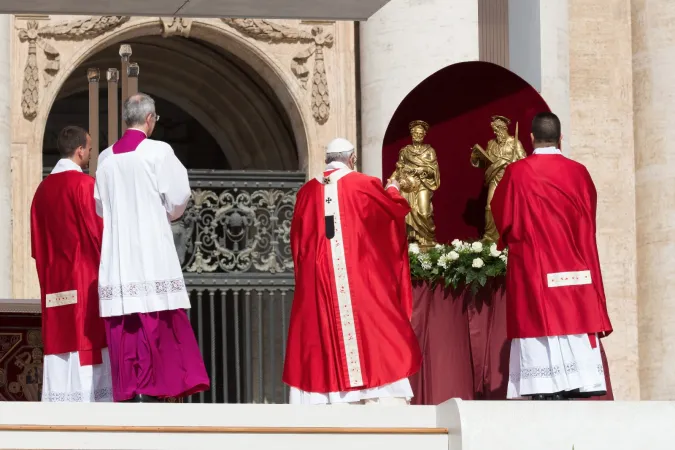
{"left": 177, "top": 170, "right": 304, "bottom": 404}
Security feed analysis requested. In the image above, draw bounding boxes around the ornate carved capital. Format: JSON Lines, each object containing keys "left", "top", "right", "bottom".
{"left": 127, "top": 62, "right": 140, "bottom": 78}
{"left": 87, "top": 68, "right": 100, "bottom": 83}
{"left": 106, "top": 68, "right": 119, "bottom": 83}
{"left": 119, "top": 43, "right": 132, "bottom": 59}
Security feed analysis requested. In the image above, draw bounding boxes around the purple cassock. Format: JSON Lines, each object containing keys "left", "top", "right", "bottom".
{"left": 99, "top": 128, "right": 209, "bottom": 402}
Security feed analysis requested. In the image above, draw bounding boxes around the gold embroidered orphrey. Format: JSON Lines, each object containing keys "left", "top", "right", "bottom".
{"left": 390, "top": 120, "right": 440, "bottom": 249}
{"left": 471, "top": 115, "right": 526, "bottom": 243}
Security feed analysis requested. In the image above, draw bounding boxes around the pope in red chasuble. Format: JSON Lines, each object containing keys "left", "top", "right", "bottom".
{"left": 283, "top": 138, "right": 422, "bottom": 405}
{"left": 491, "top": 112, "right": 613, "bottom": 400}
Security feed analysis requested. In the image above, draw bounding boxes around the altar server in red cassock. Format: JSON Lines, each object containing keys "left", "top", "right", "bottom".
{"left": 31, "top": 126, "right": 113, "bottom": 402}
{"left": 283, "top": 137, "right": 422, "bottom": 405}
{"left": 491, "top": 112, "right": 613, "bottom": 400}
{"left": 94, "top": 93, "right": 209, "bottom": 402}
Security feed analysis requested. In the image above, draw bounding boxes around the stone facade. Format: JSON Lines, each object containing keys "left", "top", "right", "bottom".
{"left": 1, "top": 0, "right": 673, "bottom": 401}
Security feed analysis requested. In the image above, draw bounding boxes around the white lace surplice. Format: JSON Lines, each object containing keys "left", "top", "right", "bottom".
{"left": 94, "top": 139, "right": 191, "bottom": 317}
{"left": 507, "top": 333, "right": 606, "bottom": 398}
{"left": 42, "top": 348, "right": 113, "bottom": 402}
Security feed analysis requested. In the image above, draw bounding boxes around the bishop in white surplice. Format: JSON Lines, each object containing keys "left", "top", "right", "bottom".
{"left": 94, "top": 93, "right": 209, "bottom": 402}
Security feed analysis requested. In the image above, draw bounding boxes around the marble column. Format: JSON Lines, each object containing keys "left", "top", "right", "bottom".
{"left": 359, "top": 0, "right": 479, "bottom": 178}
{"left": 0, "top": 15, "right": 11, "bottom": 298}
{"left": 632, "top": 0, "right": 675, "bottom": 400}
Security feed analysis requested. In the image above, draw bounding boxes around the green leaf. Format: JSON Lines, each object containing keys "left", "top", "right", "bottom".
{"left": 478, "top": 273, "right": 487, "bottom": 287}
{"left": 466, "top": 270, "right": 477, "bottom": 283}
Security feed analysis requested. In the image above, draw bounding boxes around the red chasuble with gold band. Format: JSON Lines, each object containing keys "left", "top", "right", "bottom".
{"left": 283, "top": 167, "right": 421, "bottom": 393}
{"left": 31, "top": 170, "right": 106, "bottom": 365}
{"left": 490, "top": 153, "right": 613, "bottom": 341}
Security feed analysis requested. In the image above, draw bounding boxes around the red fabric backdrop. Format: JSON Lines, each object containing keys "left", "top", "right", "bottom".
{"left": 381, "top": 61, "right": 551, "bottom": 243}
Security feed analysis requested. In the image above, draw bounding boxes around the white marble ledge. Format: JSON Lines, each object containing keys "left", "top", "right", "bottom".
{"left": 2, "top": 400, "right": 675, "bottom": 450}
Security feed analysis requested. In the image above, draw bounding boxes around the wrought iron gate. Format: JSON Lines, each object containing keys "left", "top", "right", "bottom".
{"left": 177, "top": 170, "right": 304, "bottom": 404}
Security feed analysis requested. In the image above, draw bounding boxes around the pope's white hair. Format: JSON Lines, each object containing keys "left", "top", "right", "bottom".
{"left": 123, "top": 93, "right": 156, "bottom": 127}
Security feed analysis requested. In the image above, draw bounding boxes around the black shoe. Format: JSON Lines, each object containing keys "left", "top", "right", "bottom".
{"left": 530, "top": 394, "right": 547, "bottom": 400}
{"left": 125, "top": 394, "right": 159, "bottom": 403}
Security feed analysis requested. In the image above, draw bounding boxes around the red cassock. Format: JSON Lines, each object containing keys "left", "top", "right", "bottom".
{"left": 31, "top": 171, "right": 106, "bottom": 366}
{"left": 490, "top": 154, "right": 613, "bottom": 341}
{"left": 283, "top": 167, "right": 422, "bottom": 393}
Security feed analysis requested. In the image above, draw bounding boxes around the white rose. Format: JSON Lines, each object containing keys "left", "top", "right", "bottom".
{"left": 490, "top": 243, "right": 501, "bottom": 257}
{"left": 472, "top": 258, "right": 485, "bottom": 269}
{"left": 451, "top": 239, "right": 462, "bottom": 248}
{"left": 471, "top": 241, "right": 483, "bottom": 253}
{"left": 448, "top": 251, "right": 460, "bottom": 261}
{"left": 435, "top": 243, "right": 444, "bottom": 250}
{"left": 499, "top": 254, "right": 507, "bottom": 265}
{"left": 437, "top": 254, "right": 450, "bottom": 269}
{"left": 409, "top": 243, "right": 420, "bottom": 255}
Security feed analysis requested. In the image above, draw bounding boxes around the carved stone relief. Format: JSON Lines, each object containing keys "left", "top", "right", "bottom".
{"left": 222, "top": 19, "right": 334, "bottom": 124}
{"left": 17, "top": 16, "right": 130, "bottom": 120}
{"left": 160, "top": 17, "right": 193, "bottom": 38}
{"left": 17, "top": 16, "right": 335, "bottom": 126}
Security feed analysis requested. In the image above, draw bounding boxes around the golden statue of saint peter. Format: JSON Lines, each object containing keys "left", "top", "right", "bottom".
{"left": 391, "top": 120, "right": 440, "bottom": 249}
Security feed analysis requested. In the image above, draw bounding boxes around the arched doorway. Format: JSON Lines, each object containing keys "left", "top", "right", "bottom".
{"left": 42, "top": 34, "right": 304, "bottom": 405}
{"left": 44, "top": 35, "right": 298, "bottom": 171}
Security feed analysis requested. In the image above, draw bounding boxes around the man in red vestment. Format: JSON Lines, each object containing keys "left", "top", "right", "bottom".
{"left": 31, "top": 126, "right": 112, "bottom": 402}
{"left": 491, "top": 112, "right": 613, "bottom": 400}
{"left": 283, "top": 137, "right": 422, "bottom": 405}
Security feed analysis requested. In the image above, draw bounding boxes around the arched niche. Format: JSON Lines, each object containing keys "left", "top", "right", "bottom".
{"left": 382, "top": 61, "right": 550, "bottom": 243}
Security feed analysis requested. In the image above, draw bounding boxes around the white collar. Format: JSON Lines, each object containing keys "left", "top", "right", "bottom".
{"left": 533, "top": 146, "right": 562, "bottom": 155}
{"left": 128, "top": 127, "right": 148, "bottom": 136}
{"left": 325, "top": 161, "right": 350, "bottom": 171}
{"left": 50, "top": 158, "right": 83, "bottom": 175}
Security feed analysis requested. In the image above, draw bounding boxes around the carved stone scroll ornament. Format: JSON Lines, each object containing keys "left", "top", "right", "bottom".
{"left": 221, "top": 19, "right": 334, "bottom": 125}
{"left": 160, "top": 17, "right": 193, "bottom": 38}
{"left": 17, "top": 16, "right": 130, "bottom": 120}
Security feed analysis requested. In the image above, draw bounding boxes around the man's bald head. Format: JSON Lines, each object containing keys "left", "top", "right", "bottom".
{"left": 531, "top": 112, "right": 561, "bottom": 147}
{"left": 122, "top": 93, "right": 156, "bottom": 128}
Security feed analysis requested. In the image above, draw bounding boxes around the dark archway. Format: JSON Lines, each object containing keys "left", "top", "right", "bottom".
{"left": 44, "top": 35, "right": 298, "bottom": 171}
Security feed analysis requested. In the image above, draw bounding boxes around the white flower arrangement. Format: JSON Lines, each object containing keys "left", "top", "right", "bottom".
{"left": 408, "top": 239, "right": 508, "bottom": 294}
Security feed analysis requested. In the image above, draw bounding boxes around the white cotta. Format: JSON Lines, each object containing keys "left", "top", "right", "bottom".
{"left": 94, "top": 139, "right": 192, "bottom": 317}
{"left": 507, "top": 333, "right": 606, "bottom": 399}
{"left": 42, "top": 349, "right": 114, "bottom": 402}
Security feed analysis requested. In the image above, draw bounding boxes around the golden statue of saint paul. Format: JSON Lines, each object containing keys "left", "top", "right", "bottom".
{"left": 391, "top": 120, "right": 440, "bottom": 249}
{"left": 471, "top": 115, "right": 526, "bottom": 242}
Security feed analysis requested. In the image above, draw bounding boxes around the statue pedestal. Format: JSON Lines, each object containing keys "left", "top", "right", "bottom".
{"left": 408, "top": 281, "right": 615, "bottom": 404}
